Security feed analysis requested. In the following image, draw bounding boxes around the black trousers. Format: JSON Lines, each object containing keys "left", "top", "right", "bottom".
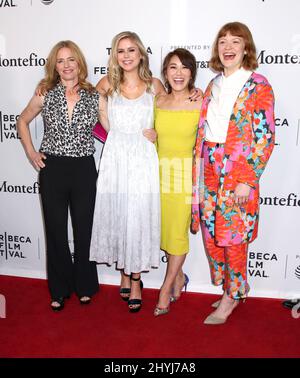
{"left": 39, "top": 155, "right": 99, "bottom": 300}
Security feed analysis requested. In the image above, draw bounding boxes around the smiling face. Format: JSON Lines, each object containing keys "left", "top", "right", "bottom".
{"left": 218, "top": 32, "right": 246, "bottom": 76}
{"left": 55, "top": 47, "right": 79, "bottom": 84}
{"left": 116, "top": 37, "right": 142, "bottom": 72}
{"left": 165, "top": 55, "right": 192, "bottom": 93}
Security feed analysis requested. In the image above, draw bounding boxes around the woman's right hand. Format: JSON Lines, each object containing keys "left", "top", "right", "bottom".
{"left": 143, "top": 128, "right": 157, "bottom": 143}
{"left": 28, "top": 150, "right": 47, "bottom": 171}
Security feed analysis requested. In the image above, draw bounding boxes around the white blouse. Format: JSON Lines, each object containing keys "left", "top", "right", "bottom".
{"left": 206, "top": 68, "right": 253, "bottom": 143}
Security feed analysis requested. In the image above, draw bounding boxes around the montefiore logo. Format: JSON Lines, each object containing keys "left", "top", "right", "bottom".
{"left": 257, "top": 50, "right": 300, "bottom": 65}
{"left": 260, "top": 193, "right": 300, "bottom": 207}
{"left": 0, "top": 53, "right": 46, "bottom": 68}
{"left": 0, "top": 181, "right": 40, "bottom": 194}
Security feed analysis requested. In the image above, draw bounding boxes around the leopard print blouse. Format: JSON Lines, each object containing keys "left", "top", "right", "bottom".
{"left": 40, "top": 83, "right": 99, "bottom": 157}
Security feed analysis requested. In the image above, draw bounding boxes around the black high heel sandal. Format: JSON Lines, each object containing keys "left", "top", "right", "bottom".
{"left": 120, "top": 272, "right": 131, "bottom": 301}
{"left": 50, "top": 297, "right": 65, "bottom": 312}
{"left": 79, "top": 296, "right": 91, "bottom": 305}
{"left": 120, "top": 288, "right": 131, "bottom": 301}
{"left": 128, "top": 275, "right": 143, "bottom": 313}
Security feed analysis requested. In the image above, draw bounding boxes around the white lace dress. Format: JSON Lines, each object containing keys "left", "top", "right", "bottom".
{"left": 89, "top": 90, "right": 161, "bottom": 274}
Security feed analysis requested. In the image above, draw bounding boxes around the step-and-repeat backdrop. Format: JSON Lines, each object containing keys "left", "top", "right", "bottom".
{"left": 1, "top": 0, "right": 300, "bottom": 299}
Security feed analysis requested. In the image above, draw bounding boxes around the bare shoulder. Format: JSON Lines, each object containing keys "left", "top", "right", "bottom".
{"left": 19, "top": 93, "right": 44, "bottom": 121}
{"left": 99, "top": 93, "right": 108, "bottom": 106}
{"left": 29, "top": 93, "right": 44, "bottom": 109}
{"left": 152, "top": 77, "right": 166, "bottom": 96}
{"left": 96, "top": 75, "right": 110, "bottom": 95}
{"left": 155, "top": 93, "right": 168, "bottom": 108}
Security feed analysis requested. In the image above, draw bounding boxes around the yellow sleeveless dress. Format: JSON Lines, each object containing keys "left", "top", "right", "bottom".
{"left": 155, "top": 108, "right": 199, "bottom": 255}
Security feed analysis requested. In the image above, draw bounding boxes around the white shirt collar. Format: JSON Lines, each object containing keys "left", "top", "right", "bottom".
{"left": 220, "top": 67, "right": 252, "bottom": 88}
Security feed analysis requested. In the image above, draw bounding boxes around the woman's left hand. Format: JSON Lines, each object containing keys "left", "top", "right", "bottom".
{"left": 143, "top": 128, "right": 157, "bottom": 143}
{"left": 234, "top": 183, "right": 251, "bottom": 205}
{"left": 189, "top": 88, "right": 203, "bottom": 101}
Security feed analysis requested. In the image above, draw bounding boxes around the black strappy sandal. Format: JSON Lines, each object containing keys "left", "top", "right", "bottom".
{"left": 128, "top": 275, "right": 143, "bottom": 313}
{"left": 79, "top": 296, "right": 91, "bottom": 305}
{"left": 120, "top": 287, "right": 131, "bottom": 301}
{"left": 50, "top": 297, "right": 65, "bottom": 312}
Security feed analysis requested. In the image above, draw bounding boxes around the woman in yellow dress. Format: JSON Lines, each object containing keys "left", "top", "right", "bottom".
{"left": 154, "top": 48, "right": 202, "bottom": 316}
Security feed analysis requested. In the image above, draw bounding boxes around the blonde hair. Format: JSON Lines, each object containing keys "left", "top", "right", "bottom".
{"left": 107, "top": 31, "right": 152, "bottom": 96}
{"left": 210, "top": 22, "right": 258, "bottom": 72}
{"left": 39, "top": 40, "right": 94, "bottom": 93}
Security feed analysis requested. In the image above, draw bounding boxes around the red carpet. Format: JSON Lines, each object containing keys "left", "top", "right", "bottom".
{"left": 0, "top": 275, "right": 299, "bottom": 358}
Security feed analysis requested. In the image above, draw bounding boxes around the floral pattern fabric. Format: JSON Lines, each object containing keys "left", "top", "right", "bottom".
{"left": 191, "top": 72, "right": 275, "bottom": 246}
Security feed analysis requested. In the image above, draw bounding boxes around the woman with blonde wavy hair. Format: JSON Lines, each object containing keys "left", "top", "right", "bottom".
{"left": 39, "top": 40, "right": 94, "bottom": 93}
{"left": 17, "top": 40, "right": 102, "bottom": 311}
{"left": 89, "top": 31, "right": 166, "bottom": 313}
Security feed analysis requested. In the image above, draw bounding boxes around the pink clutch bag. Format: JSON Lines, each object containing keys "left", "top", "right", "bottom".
{"left": 93, "top": 122, "right": 107, "bottom": 143}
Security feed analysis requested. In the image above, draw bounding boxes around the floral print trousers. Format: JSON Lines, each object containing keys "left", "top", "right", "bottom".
{"left": 201, "top": 141, "right": 249, "bottom": 300}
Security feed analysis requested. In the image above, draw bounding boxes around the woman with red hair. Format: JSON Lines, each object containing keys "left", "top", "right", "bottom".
{"left": 192, "top": 22, "right": 275, "bottom": 324}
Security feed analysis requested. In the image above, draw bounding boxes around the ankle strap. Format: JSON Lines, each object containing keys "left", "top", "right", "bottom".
{"left": 131, "top": 275, "right": 141, "bottom": 281}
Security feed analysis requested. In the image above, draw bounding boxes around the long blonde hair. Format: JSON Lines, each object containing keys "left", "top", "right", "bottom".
{"left": 107, "top": 31, "right": 152, "bottom": 96}
{"left": 39, "top": 40, "right": 94, "bottom": 93}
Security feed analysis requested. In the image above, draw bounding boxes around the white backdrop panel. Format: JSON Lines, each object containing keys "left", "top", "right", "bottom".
{"left": 1, "top": 0, "right": 300, "bottom": 299}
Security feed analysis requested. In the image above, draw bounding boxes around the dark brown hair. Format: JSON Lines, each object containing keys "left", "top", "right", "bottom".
{"left": 210, "top": 22, "right": 258, "bottom": 72}
{"left": 162, "top": 48, "right": 197, "bottom": 93}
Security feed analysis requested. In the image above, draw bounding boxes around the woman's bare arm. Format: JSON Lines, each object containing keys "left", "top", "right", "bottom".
{"left": 17, "top": 95, "right": 46, "bottom": 170}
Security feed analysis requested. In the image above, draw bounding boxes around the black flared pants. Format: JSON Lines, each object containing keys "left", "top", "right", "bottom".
{"left": 39, "top": 155, "right": 99, "bottom": 300}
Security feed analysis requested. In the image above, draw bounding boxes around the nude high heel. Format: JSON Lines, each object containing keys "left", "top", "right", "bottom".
{"left": 211, "top": 299, "right": 221, "bottom": 308}
{"left": 154, "top": 305, "right": 170, "bottom": 317}
{"left": 204, "top": 298, "right": 244, "bottom": 325}
{"left": 211, "top": 298, "right": 246, "bottom": 308}
{"left": 203, "top": 313, "right": 227, "bottom": 325}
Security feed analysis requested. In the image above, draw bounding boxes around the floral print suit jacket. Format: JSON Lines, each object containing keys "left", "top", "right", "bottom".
{"left": 191, "top": 72, "right": 275, "bottom": 246}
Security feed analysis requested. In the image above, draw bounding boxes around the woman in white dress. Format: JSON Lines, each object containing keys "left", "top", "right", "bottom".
{"left": 90, "top": 31, "right": 165, "bottom": 312}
